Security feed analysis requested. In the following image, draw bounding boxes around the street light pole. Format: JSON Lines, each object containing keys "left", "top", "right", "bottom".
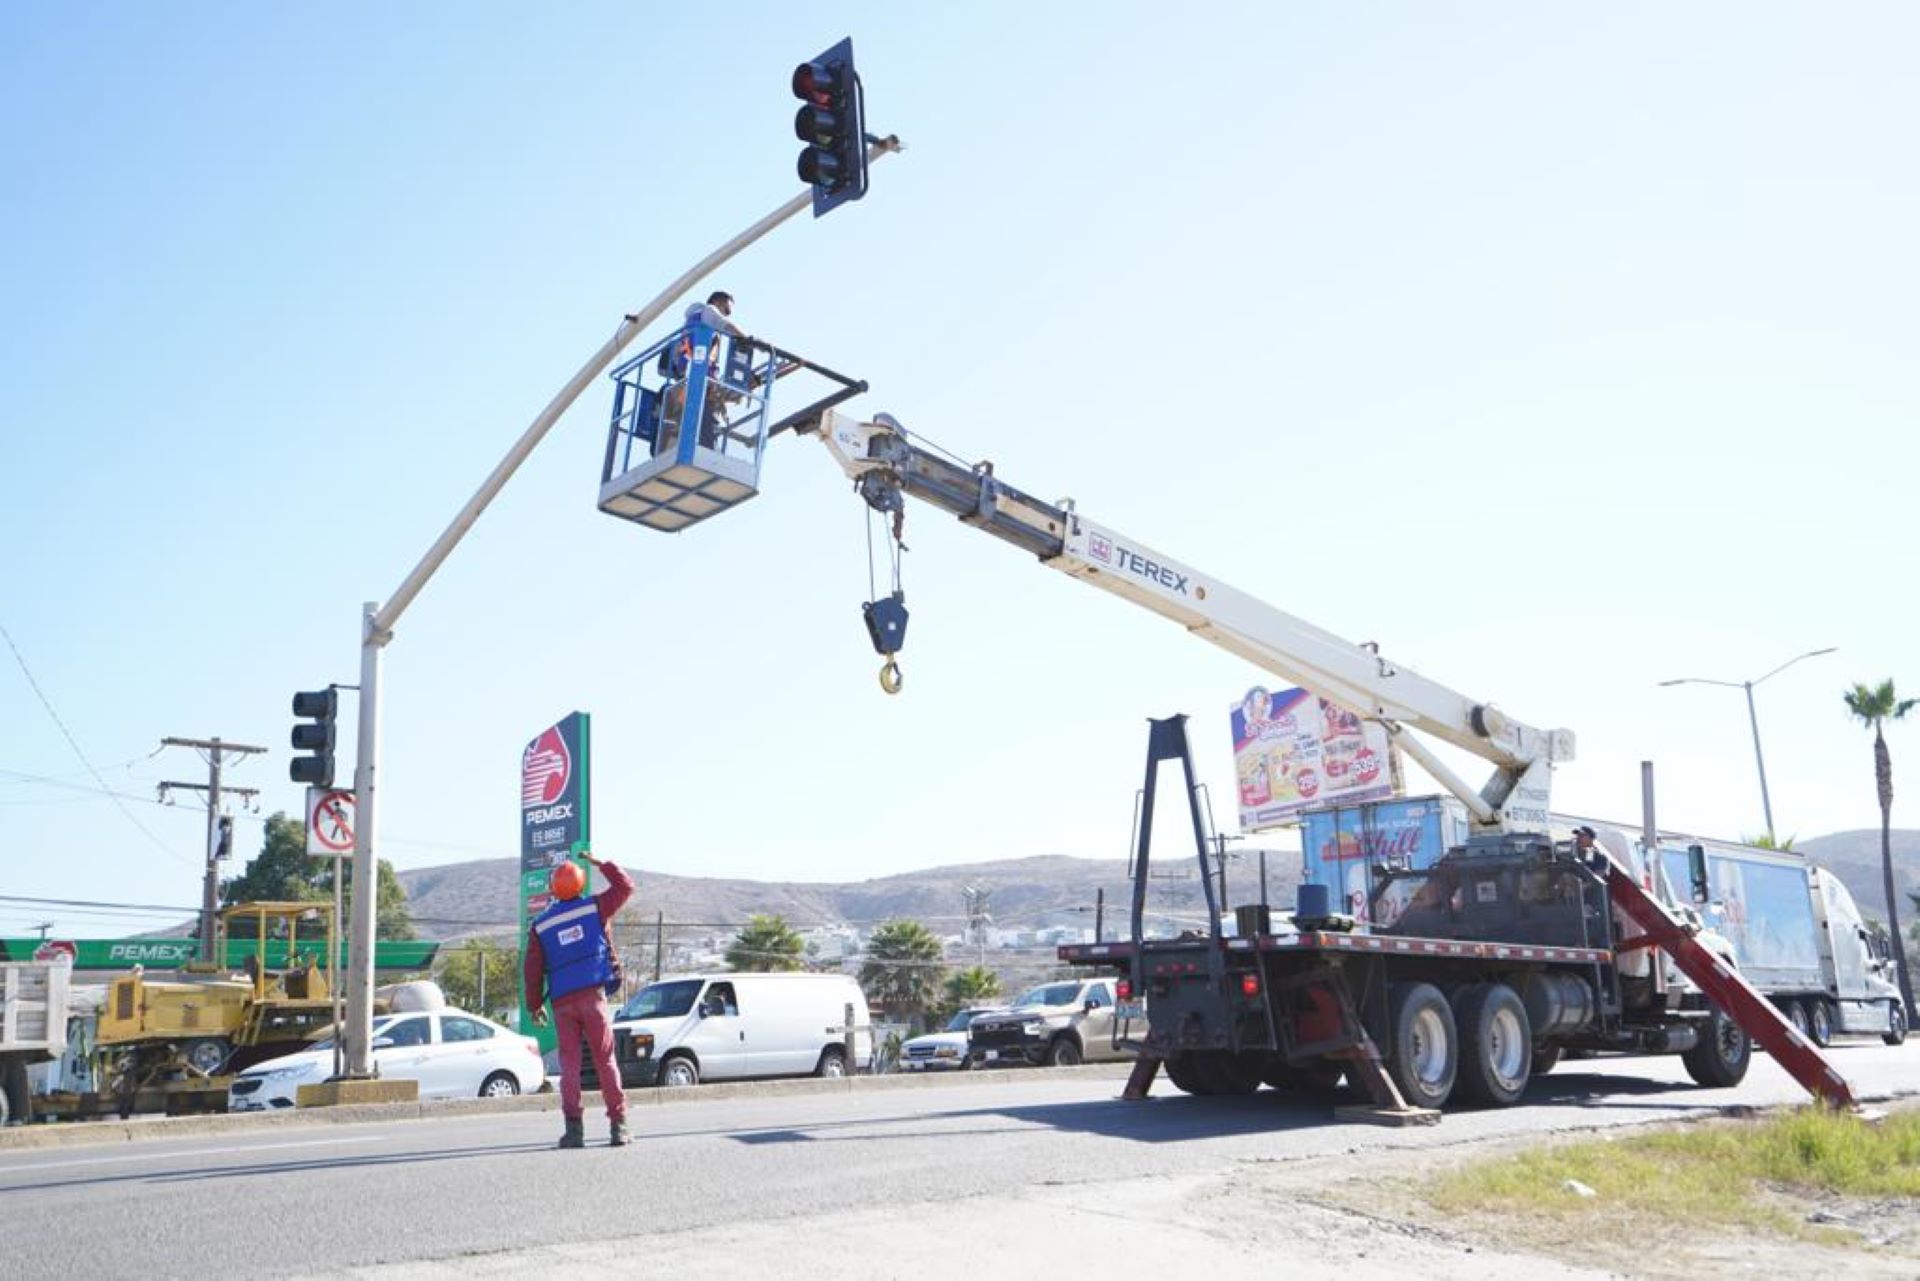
{"left": 1659, "top": 646, "right": 1836, "bottom": 845}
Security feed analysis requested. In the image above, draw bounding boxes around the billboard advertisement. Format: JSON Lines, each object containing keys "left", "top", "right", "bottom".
{"left": 518, "top": 711, "right": 591, "bottom": 1050}
{"left": 1231, "top": 686, "right": 1398, "bottom": 832}
{"left": 1299, "top": 796, "right": 1468, "bottom": 928}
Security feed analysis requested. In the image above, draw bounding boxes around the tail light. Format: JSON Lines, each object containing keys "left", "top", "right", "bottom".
{"left": 1240, "top": 973, "right": 1260, "bottom": 997}
{"left": 1116, "top": 978, "right": 1133, "bottom": 1001}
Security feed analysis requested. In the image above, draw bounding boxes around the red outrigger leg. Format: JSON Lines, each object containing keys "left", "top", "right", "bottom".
{"left": 1603, "top": 863, "right": 1857, "bottom": 1109}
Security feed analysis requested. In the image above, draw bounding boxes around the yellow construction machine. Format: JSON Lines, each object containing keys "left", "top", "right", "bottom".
{"left": 94, "top": 901, "right": 341, "bottom": 1114}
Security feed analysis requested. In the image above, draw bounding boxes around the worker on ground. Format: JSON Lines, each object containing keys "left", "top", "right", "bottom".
{"left": 524, "top": 851, "right": 633, "bottom": 1148}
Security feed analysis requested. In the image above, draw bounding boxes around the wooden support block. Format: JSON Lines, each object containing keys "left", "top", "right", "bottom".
{"left": 1335, "top": 1103, "right": 1440, "bottom": 1128}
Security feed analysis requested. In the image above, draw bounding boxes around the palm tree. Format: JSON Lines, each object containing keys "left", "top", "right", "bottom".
{"left": 941, "top": 965, "right": 1002, "bottom": 1017}
{"left": 1843, "top": 679, "right": 1916, "bottom": 1019}
{"left": 724, "top": 914, "right": 805, "bottom": 972}
{"left": 859, "top": 920, "right": 946, "bottom": 1026}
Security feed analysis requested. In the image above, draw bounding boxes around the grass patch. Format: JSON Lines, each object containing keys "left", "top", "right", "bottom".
{"left": 1426, "top": 1107, "right": 1920, "bottom": 1240}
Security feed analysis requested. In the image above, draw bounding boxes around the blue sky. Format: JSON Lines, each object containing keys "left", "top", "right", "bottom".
{"left": 4, "top": 4, "right": 1917, "bottom": 937}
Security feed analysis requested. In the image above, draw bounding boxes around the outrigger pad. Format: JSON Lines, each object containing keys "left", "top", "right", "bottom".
{"left": 1334, "top": 1102, "right": 1441, "bottom": 1128}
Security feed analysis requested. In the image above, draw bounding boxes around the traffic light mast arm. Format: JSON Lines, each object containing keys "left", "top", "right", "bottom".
{"left": 805, "top": 410, "right": 1574, "bottom": 832}
{"left": 334, "top": 137, "right": 905, "bottom": 1080}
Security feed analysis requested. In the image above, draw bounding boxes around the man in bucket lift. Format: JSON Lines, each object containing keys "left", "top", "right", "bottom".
{"left": 659, "top": 291, "right": 747, "bottom": 453}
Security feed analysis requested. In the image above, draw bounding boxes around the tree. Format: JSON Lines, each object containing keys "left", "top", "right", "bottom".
{"left": 437, "top": 938, "right": 519, "bottom": 1022}
{"left": 1843, "top": 679, "right": 1916, "bottom": 1019}
{"left": 941, "top": 965, "right": 1002, "bottom": 1017}
{"left": 1744, "top": 833, "right": 1796, "bottom": 851}
{"left": 222, "top": 812, "right": 417, "bottom": 941}
{"left": 860, "top": 920, "right": 946, "bottom": 1026}
{"left": 219, "top": 814, "right": 326, "bottom": 907}
{"left": 725, "top": 914, "right": 804, "bottom": 972}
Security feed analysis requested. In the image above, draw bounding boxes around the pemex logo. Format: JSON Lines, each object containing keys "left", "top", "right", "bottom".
{"left": 521, "top": 726, "right": 571, "bottom": 809}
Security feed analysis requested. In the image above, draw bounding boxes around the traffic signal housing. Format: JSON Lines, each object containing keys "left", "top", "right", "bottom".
{"left": 289, "top": 688, "right": 337, "bottom": 788}
{"left": 792, "top": 36, "right": 868, "bottom": 218}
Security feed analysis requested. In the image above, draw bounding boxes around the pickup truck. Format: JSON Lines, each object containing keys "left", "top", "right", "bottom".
{"left": 965, "top": 978, "right": 1132, "bottom": 1068}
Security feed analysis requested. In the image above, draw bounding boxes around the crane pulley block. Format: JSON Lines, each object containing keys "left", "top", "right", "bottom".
{"left": 862, "top": 591, "right": 908, "bottom": 657}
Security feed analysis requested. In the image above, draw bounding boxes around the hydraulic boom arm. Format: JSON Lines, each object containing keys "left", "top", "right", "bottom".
{"left": 806, "top": 410, "right": 1574, "bottom": 832}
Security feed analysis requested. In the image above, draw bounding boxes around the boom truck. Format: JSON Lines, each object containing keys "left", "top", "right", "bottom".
{"left": 597, "top": 324, "right": 1859, "bottom": 1118}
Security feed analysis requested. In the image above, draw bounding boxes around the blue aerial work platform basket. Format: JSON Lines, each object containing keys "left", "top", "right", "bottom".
{"left": 599, "top": 323, "right": 865, "bottom": 533}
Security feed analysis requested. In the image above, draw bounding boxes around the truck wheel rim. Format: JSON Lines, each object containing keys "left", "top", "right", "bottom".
{"left": 1717, "top": 1017, "right": 1745, "bottom": 1059}
{"left": 1488, "top": 1006, "right": 1526, "bottom": 1087}
{"left": 1409, "top": 1007, "right": 1450, "bottom": 1086}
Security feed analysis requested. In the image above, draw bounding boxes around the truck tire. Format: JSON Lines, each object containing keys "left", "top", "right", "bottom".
{"left": 1162, "top": 1052, "right": 1214, "bottom": 1096}
{"left": 815, "top": 1046, "right": 849, "bottom": 1078}
{"left": 1261, "top": 1057, "right": 1346, "bottom": 1096}
{"left": 1386, "top": 982, "right": 1457, "bottom": 1110}
{"left": 1193, "top": 1051, "right": 1260, "bottom": 1095}
{"left": 1452, "top": 983, "right": 1531, "bottom": 1108}
{"left": 1, "top": 1059, "right": 29, "bottom": 1126}
{"left": 1884, "top": 1002, "right": 1908, "bottom": 1047}
{"left": 1681, "top": 1006, "right": 1751, "bottom": 1088}
{"left": 1807, "top": 999, "right": 1834, "bottom": 1048}
{"left": 1530, "top": 1043, "right": 1562, "bottom": 1076}
{"left": 1784, "top": 1000, "right": 1811, "bottom": 1038}
{"left": 1045, "top": 1037, "right": 1081, "bottom": 1067}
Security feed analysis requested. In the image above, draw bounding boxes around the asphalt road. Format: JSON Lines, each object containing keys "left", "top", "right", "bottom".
{"left": 3, "top": 1041, "right": 1914, "bottom": 1278}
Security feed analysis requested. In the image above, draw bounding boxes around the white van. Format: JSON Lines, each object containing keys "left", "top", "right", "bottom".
{"left": 607, "top": 972, "right": 872, "bottom": 1087}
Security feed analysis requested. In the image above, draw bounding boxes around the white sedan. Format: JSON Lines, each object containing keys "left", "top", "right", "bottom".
{"left": 228, "top": 1009, "right": 544, "bottom": 1112}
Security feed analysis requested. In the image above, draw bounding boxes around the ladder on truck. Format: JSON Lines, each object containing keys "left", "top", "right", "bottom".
{"left": 1602, "top": 861, "right": 1857, "bottom": 1109}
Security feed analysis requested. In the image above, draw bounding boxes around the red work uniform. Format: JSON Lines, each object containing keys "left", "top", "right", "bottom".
{"left": 523, "top": 860, "right": 634, "bottom": 1124}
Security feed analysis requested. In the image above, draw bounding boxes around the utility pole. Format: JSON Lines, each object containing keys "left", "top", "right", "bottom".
{"left": 653, "top": 910, "right": 664, "bottom": 982}
{"left": 32, "top": 921, "right": 52, "bottom": 940}
{"left": 1207, "top": 833, "right": 1243, "bottom": 916}
{"left": 159, "top": 736, "right": 265, "bottom": 962}
{"left": 963, "top": 884, "right": 993, "bottom": 967}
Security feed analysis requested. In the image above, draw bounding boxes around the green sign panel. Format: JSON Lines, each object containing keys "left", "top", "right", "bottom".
{"left": 0, "top": 938, "right": 439, "bottom": 972}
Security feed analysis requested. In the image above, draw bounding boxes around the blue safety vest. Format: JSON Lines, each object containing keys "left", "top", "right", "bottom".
{"left": 533, "top": 896, "right": 615, "bottom": 1002}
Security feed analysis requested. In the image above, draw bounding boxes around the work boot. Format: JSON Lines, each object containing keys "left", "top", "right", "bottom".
{"left": 609, "top": 1118, "right": 630, "bottom": 1148}
{"left": 557, "top": 1117, "right": 585, "bottom": 1150}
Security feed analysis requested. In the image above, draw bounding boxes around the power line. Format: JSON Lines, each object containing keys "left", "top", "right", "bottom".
{"left": 0, "top": 621, "right": 194, "bottom": 866}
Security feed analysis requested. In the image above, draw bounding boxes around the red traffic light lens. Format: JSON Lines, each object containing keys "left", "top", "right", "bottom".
{"left": 791, "top": 61, "right": 838, "bottom": 104}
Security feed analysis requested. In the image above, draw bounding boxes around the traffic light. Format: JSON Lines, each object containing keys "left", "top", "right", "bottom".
{"left": 289, "top": 688, "right": 337, "bottom": 787}
{"left": 791, "top": 36, "right": 868, "bottom": 218}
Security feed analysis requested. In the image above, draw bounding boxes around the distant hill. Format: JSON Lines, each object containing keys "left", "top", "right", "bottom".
{"left": 394, "top": 830, "right": 1919, "bottom": 946}
{"left": 1794, "top": 829, "right": 1920, "bottom": 923}
{"left": 396, "top": 852, "right": 1297, "bottom": 945}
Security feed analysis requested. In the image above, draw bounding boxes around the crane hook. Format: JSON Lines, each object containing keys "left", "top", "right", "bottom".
{"left": 878, "top": 656, "right": 903, "bottom": 695}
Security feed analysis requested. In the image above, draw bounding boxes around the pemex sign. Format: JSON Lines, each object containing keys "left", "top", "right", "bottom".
{"left": 518, "top": 711, "right": 591, "bottom": 1051}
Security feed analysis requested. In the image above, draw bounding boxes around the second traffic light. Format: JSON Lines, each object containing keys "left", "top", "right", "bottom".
{"left": 290, "top": 688, "right": 337, "bottom": 788}
{"left": 792, "top": 36, "right": 868, "bottom": 218}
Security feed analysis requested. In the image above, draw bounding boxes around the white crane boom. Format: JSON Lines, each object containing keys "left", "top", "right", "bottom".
{"left": 809, "top": 410, "right": 1574, "bottom": 831}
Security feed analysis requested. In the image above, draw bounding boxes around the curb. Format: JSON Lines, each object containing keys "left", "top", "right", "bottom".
{"left": 0, "top": 1063, "right": 1135, "bottom": 1152}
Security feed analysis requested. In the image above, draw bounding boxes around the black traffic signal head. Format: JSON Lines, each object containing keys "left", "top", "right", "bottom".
{"left": 791, "top": 36, "right": 868, "bottom": 218}
{"left": 290, "top": 687, "right": 337, "bottom": 787}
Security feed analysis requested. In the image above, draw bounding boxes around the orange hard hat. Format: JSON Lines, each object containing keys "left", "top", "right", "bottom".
{"left": 549, "top": 861, "right": 587, "bottom": 900}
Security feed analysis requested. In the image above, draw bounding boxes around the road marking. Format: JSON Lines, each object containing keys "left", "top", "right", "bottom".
{"left": 0, "top": 1134, "right": 387, "bottom": 1173}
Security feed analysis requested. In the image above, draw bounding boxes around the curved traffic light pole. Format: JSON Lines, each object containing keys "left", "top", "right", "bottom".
{"left": 337, "top": 137, "right": 905, "bottom": 1079}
